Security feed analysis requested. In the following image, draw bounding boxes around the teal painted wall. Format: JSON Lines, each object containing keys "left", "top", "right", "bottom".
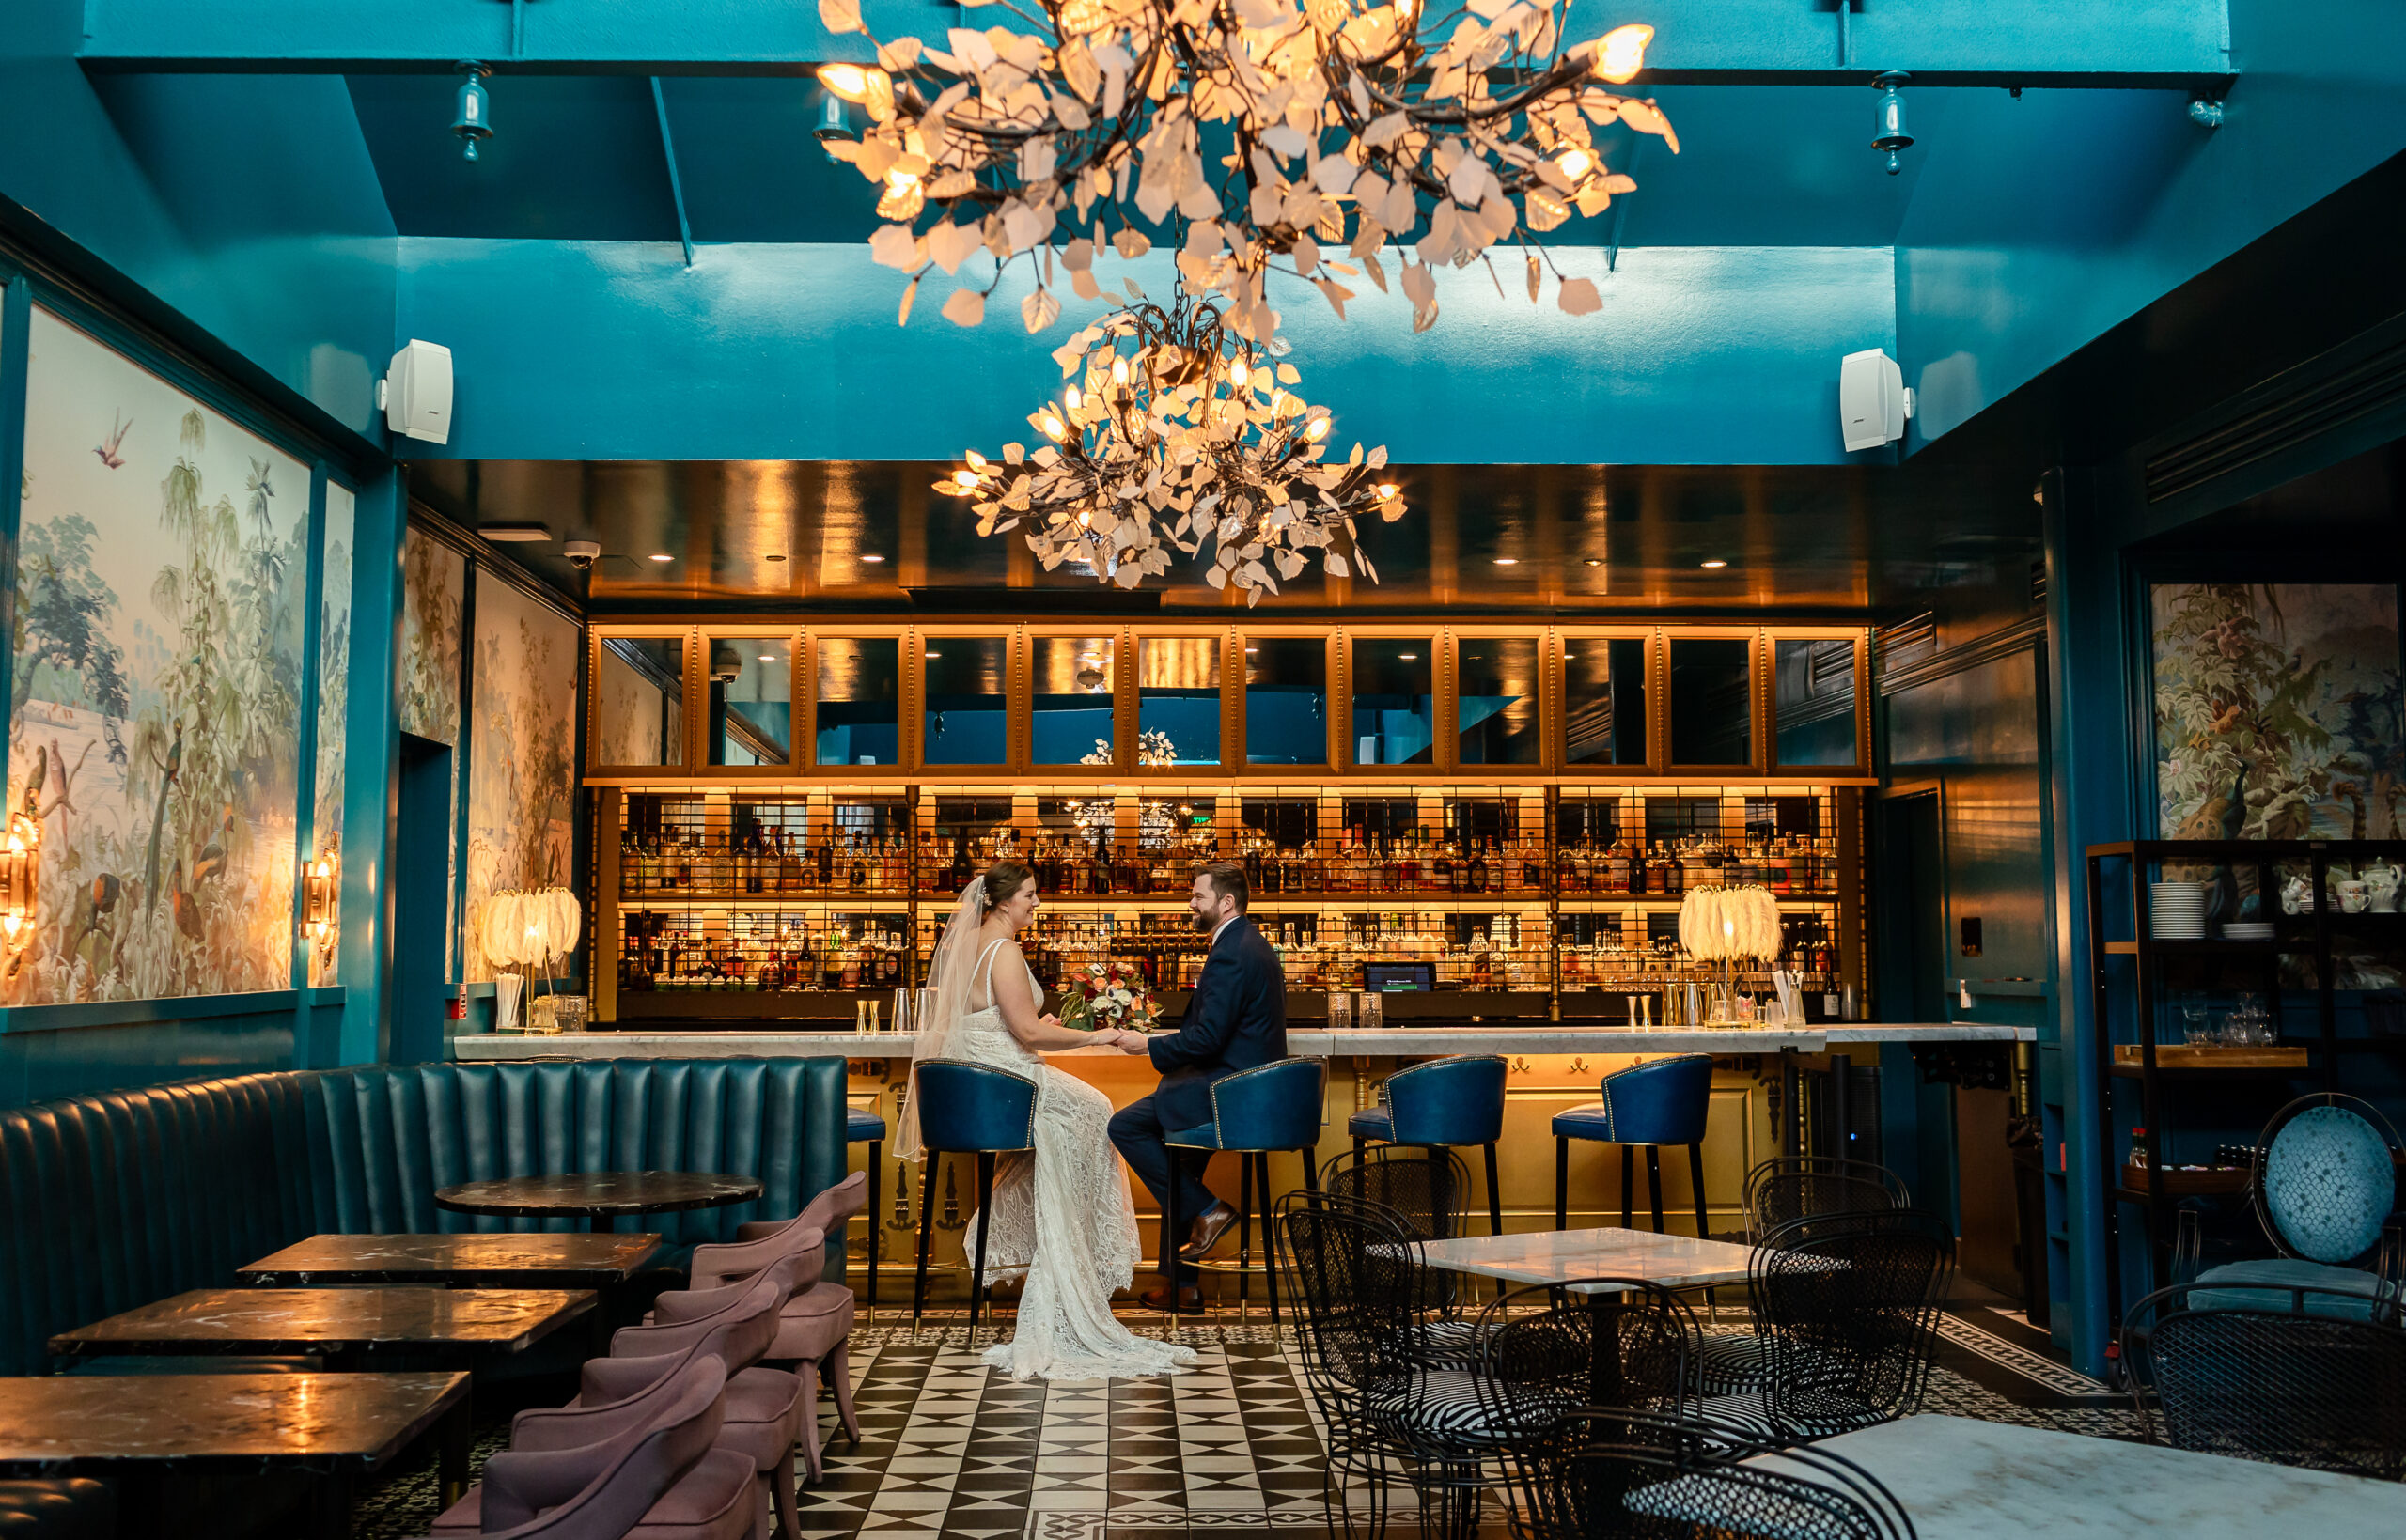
{"left": 0, "top": 0, "right": 396, "bottom": 440}
{"left": 1898, "top": 2, "right": 2406, "bottom": 445}
{"left": 393, "top": 240, "right": 1896, "bottom": 465}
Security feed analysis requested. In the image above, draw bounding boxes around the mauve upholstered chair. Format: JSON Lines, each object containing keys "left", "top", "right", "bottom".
{"left": 706, "top": 1174, "right": 869, "bottom": 1466}
{"left": 419, "top": 1356, "right": 754, "bottom": 1540}
{"left": 635, "top": 1260, "right": 816, "bottom": 1535}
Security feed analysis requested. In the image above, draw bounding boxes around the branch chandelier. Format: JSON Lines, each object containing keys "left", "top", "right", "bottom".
{"left": 816, "top": 0, "right": 1672, "bottom": 336}
{"left": 935, "top": 288, "right": 1403, "bottom": 602}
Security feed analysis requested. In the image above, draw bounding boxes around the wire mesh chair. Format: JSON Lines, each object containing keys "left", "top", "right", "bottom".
{"left": 1696, "top": 1209, "right": 1954, "bottom": 1442}
{"left": 1475, "top": 1281, "right": 1702, "bottom": 1431}
{"left": 1742, "top": 1157, "right": 1911, "bottom": 1243}
{"left": 1321, "top": 1144, "right": 1472, "bottom": 1242}
{"left": 1276, "top": 1191, "right": 1424, "bottom": 1540}
{"left": 2122, "top": 1281, "right": 2406, "bottom": 1481}
{"left": 1497, "top": 1408, "right": 1917, "bottom": 1540}
{"left": 1702, "top": 1158, "right": 1914, "bottom": 1395}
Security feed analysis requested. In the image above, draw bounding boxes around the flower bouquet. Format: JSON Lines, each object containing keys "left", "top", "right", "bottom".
{"left": 1056, "top": 959, "right": 1161, "bottom": 1034}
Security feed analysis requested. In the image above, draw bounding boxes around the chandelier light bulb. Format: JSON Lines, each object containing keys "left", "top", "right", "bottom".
{"left": 1592, "top": 23, "right": 1653, "bottom": 83}
{"left": 951, "top": 469, "right": 980, "bottom": 491}
{"left": 1376, "top": 483, "right": 1400, "bottom": 500}
{"left": 1039, "top": 412, "right": 1068, "bottom": 441}
{"left": 820, "top": 0, "right": 1678, "bottom": 336}
{"left": 1111, "top": 358, "right": 1130, "bottom": 386}
{"left": 1304, "top": 416, "right": 1332, "bottom": 442}
{"left": 815, "top": 64, "right": 875, "bottom": 102}
{"left": 1227, "top": 359, "right": 1250, "bottom": 390}
{"left": 1066, "top": 385, "right": 1084, "bottom": 411}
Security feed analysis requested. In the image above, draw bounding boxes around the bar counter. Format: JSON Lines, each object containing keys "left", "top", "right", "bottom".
{"left": 450, "top": 1021, "right": 2031, "bottom": 1060}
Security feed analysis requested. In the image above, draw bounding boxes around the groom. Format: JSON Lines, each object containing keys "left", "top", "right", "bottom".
{"left": 1108, "top": 860, "right": 1286, "bottom": 1313}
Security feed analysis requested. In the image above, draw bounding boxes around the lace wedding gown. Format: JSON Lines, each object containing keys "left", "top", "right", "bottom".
{"left": 951, "top": 938, "right": 1196, "bottom": 1381}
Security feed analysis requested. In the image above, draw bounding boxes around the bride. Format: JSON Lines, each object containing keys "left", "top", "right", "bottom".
{"left": 895, "top": 860, "right": 1197, "bottom": 1381}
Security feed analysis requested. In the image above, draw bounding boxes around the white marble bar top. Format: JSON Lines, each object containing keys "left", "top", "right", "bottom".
{"left": 1411, "top": 1227, "right": 1759, "bottom": 1293}
{"left": 451, "top": 1021, "right": 2031, "bottom": 1061}
{"left": 1752, "top": 1415, "right": 2394, "bottom": 1538}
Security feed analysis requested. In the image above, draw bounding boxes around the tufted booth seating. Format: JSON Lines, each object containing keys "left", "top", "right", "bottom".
{"left": 0, "top": 1058, "right": 850, "bottom": 1377}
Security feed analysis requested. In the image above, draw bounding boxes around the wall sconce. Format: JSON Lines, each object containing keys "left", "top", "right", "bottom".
{"left": 0, "top": 814, "right": 38, "bottom": 948}
{"left": 303, "top": 853, "right": 337, "bottom": 950}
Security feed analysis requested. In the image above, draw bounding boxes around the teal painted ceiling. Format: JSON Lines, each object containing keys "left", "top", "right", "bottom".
{"left": 339, "top": 75, "right": 1978, "bottom": 246}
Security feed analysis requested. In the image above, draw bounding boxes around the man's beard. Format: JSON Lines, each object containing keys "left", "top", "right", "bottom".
{"left": 1191, "top": 909, "right": 1214, "bottom": 934}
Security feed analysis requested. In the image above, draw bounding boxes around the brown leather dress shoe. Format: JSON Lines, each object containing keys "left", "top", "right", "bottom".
{"left": 1177, "top": 1200, "right": 1238, "bottom": 1261}
{"left": 1138, "top": 1281, "right": 1204, "bottom": 1314}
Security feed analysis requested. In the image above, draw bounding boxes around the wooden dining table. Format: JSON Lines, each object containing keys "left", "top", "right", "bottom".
{"left": 48, "top": 1287, "right": 597, "bottom": 1372}
{"left": 431, "top": 1170, "right": 763, "bottom": 1233}
{"left": 0, "top": 1371, "right": 468, "bottom": 1540}
{"left": 239, "top": 1232, "right": 663, "bottom": 1287}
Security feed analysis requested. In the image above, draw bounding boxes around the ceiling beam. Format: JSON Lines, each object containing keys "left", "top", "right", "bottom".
{"left": 81, "top": 0, "right": 2233, "bottom": 89}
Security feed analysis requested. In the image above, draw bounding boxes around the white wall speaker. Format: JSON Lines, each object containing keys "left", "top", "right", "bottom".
{"left": 377, "top": 339, "right": 454, "bottom": 444}
{"left": 1838, "top": 348, "right": 1914, "bottom": 452}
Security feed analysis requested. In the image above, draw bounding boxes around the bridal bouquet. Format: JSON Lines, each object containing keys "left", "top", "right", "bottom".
{"left": 1057, "top": 960, "right": 1161, "bottom": 1033}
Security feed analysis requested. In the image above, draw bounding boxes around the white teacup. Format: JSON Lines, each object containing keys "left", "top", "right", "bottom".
{"left": 2336, "top": 880, "right": 2371, "bottom": 915}
{"left": 2282, "top": 876, "right": 2314, "bottom": 915}
{"left": 2368, "top": 866, "right": 2402, "bottom": 913}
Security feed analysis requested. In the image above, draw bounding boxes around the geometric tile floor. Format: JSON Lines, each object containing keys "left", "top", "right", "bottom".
{"left": 355, "top": 1302, "right": 2138, "bottom": 1540}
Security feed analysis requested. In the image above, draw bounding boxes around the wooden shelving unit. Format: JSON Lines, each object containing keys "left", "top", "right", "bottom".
{"left": 2086, "top": 837, "right": 2406, "bottom": 1316}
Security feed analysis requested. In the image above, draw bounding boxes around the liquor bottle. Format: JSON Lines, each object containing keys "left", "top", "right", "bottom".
{"left": 849, "top": 836, "right": 867, "bottom": 891}
{"left": 1115, "top": 843, "right": 1139, "bottom": 894}
{"left": 1521, "top": 838, "right": 1543, "bottom": 892}
{"left": 949, "top": 832, "right": 973, "bottom": 891}
{"left": 1467, "top": 839, "right": 1491, "bottom": 894}
{"left": 816, "top": 833, "right": 835, "bottom": 890}
{"left": 744, "top": 827, "right": 766, "bottom": 894}
{"left": 1400, "top": 827, "right": 1423, "bottom": 890}
{"left": 1379, "top": 835, "right": 1401, "bottom": 894}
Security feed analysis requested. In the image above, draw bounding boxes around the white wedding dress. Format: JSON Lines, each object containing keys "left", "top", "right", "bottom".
{"left": 948, "top": 937, "right": 1196, "bottom": 1381}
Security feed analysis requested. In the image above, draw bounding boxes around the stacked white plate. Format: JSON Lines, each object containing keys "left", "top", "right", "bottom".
{"left": 2223, "top": 921, "right": 2274, "bottom": 941}
{"left": 2150, "top": 881, "right": 2208, "bottom": 940}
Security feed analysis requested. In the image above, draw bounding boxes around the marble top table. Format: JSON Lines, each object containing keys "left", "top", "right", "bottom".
{"left": 432, "top": 1171, "right": 763, "bottom": 1232}
{"left": 0, "top": 1371, "right": 470, "bottom": 1537}
{"left": 240, "top": 1232, "right": 664, "bottom": 1287}
{"left": 49, "top": 1288, "right": 596, "bottom": 1369}
{"left": 1412, "top": 1227, "right": 1760, "bottom": 1294}
{"left": 1749, "top": 1415, "right": 2395, "bottom": 1537}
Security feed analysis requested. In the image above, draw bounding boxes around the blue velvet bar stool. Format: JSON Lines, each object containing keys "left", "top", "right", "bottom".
{"left": 1554, "top": 1054, "right": 1715, "bottom": 1240}
{"left": 909, "top": 1062, "right": 1038, "bottom": 1336}
{"left": 1165, "top": 1057, "right": 1328, "bottom": 1320}
{"left": 1347, "top": 1055, "right": 1510, "bottom": 1236}
{"left": 848, "top": 1103, "right": 890, "bottom": 1314}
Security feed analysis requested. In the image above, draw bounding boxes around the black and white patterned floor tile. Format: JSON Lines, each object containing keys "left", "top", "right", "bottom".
{"left": 354, "top": 1306, "right": 2136, "bottom": 1540}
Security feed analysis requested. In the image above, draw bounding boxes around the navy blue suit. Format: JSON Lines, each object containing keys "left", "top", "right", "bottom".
{"left": 1109, "top": 915, "right": 1287, "bottom": 1281}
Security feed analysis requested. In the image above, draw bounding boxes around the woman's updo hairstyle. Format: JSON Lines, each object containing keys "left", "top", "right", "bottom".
{"left": 978, "top": 860, "right": 1036, "bottom": 918}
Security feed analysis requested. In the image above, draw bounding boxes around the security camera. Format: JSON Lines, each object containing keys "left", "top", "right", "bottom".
{"left": 564, "top": 540, "right": 602, "bottom": 570}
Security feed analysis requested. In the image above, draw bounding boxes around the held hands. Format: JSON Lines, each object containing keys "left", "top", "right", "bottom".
{"left": 1108, "top": 1028, "right": 1152, "bottom": 1054}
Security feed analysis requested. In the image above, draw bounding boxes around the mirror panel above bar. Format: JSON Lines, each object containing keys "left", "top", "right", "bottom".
{"left": 583, "top": 621, "right": 1872, "bottom": 1031}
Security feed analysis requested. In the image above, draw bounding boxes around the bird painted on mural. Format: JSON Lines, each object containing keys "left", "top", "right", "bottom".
{"left": 191, "top": 806, "right": 236, "bottom": 884}
{"left": 93, "top": 413, "right": 131, "bottom": 470}
{"left": 17, "top": 742, "right": 44, "bottom": 819}
{"left": 142, "top": 720, "right": 183, "bottom": 917}
{"left": 66, "top": 873, "right": 122, "bottom": 969}
{"left": 168, "top": 860, "right": 202, "bottom": 943}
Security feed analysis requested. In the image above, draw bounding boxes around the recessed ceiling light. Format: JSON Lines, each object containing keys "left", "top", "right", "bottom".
{"left": 758, "top": 654, "right": 776, "bottom": 661}
{"left": 924, "top": 650, "right": 943, "bottom": 658}
{"left": 649, "top": 552, "right": 673, "bottom": 563}
{"left": 1244, "top": 646, "right": 1259, "bottom": 654}
{"left": 1492, "top": 556, "right": 1518, "bottom": 566}
{"left": 1398, "top": 653, "right": 1418, "bottom": 661}
{"left": 764, "top": 552, "right": 787, "bottom": 563}
{"left": 1584, "top": 558, "right": 1602, "bottom": 568}
{"left": 1700, "top": 558, "right": 1728, "bottom": 568}
{"left": 861, "top": 553, "right": 886, "bottom": 563}
{"left": 477, "top": 522, "right": 553, "bottom": 543}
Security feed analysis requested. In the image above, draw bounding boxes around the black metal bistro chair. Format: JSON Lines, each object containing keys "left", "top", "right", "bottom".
{"left": 2122, "top": 1279, "right": 2406, "bottom": 1481}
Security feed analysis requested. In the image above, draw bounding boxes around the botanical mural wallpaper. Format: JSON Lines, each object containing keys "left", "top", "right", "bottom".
{"left": 310, "top": 483, "right": 353, "bottom": 987}
{"left": 465, "top": 575, "right": 579, "bottom": 982}
{"left": 398, "top": 525, "right": 464, "bottom": 975}
{"left": 7, "top": 307, "right": 307, "bottom": 1003}
{"left": 398, "top": 528, "right": 462, "bottom": 746}
{"left": 2154, "top": 583, "right": 2404, "bottom": 850}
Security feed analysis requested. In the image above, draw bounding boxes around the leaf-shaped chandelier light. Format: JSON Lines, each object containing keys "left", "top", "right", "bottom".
{"left": 816, "top": 0, "right": 1673, "bottom": 336}
{"left": 934, "top": 287, "right": 1403, "bottom": 603}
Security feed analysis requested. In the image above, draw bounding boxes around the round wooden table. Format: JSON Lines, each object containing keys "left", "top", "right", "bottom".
{"left": 433, "top": 1171, "right": 764, "bottom": 1233}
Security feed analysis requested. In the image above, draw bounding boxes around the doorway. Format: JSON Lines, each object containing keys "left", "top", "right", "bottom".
{"left": 392, "top": 733, "right": 453, "bottom": 1064}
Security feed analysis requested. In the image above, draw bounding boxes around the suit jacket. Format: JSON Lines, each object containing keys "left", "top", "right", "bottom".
{"left": 1148, "top": 916, "right": 1288, "bottom": 1130}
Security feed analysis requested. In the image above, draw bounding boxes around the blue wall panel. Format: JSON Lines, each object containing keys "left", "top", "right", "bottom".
{"left": 392, "top": 239, "right": 1895, "bottom": 466}
{"left": 0, "top": 1012, "right": 293, "bottom": 1110}
{"left": 1898, "top": 2, "right": 2406, "bottom": 445}
{"left": 0, "top": 3, "right": 397, "bottom": 436}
